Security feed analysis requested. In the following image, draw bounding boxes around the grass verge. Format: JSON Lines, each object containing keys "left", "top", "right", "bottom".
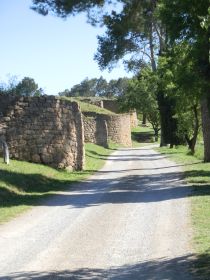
{"left": 0, "top": 143, "right": 115, "bottom": 224}
{"left": 131, "top": 125, "right": 157, "bottom": 147}
{"left": 61, "top": 96, "right": 115, "bottom": 115}
{"left": 157, "top": 145, "right": 210, "bottom": 279}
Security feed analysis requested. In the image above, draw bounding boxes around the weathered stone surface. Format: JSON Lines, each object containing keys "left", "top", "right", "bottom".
{"left": 81, "top": 98, "right": 138, "bottom": 129}
{"left": 130, "top": 110, "right": 138, "bottom": 128}
{"left": 0, "top": 94, "right": 84, "bottom": 170}
{"left": 83, "top": 112, "right": 132, "bottom": 147}
{"left": 83, "top": 115, "right": 108, "bottom": 147}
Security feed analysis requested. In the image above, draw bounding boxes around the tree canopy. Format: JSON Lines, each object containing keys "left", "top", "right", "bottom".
{"left": 31, "top": 0, "right": 210, "bottom": 160}
{"left": 0, "top": 76, "right": 44, "bottom": 97}
{"left": 58, "top": 76, "right": 129, "bottom": 97}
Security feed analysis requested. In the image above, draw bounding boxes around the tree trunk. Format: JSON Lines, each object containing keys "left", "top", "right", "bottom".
{"left": 157, "top": 91, "right": 170, "bottom": 146}
{"left": 199, "top": 26, "right": 210, "bottom": 161}
{"left": 201, "top": 97, "right": 210, "bottom": 162}
{"left": 142, "top": 113, "right": 147, "bottom": 125}
{"left": 185, "top": 136, "right": 195, "bottom": 154}
{"left": 154, "top": 128, "right": 159, "bottom": 142}
{"left": 185, "top": 104, "right": 199, "bottom": 154}
{"left": 0, "top": 138, "right": 9, "bottom": 164}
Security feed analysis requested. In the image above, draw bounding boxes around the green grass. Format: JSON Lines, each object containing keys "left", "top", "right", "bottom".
{"left": 132, "top": 125, "right": 154, "bottom": 134}
{"left": 61, "top": 96, "right": 116, "bottom": 115}
{"left": 157, "top": 144, "right": 210, "bottom": 278}
{"left": 0, "top": 143, "right": 115, "bottom": 224}
{"left": 131, "top": 125, "right": 157, "bottom": 146}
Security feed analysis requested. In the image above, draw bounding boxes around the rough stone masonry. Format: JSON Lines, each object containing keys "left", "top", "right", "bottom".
{"left": 0, "top": 95, "right": 84, "bottom": 170}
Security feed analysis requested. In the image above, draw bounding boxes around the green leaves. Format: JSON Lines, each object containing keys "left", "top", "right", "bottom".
{"left": 58, "top": 76, "right": 130, "bottom": 98}
{"left": 200, "top": 7, "right": 210, "bottom": 30}
{"left": 31, "top": 0, "right": 107, "bottom": 17}
{"left": 0, "top": 76, "right": 44, "bottom": 97}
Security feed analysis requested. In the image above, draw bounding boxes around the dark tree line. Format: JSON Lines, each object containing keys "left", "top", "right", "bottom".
{"left": 58, "top": 76, "right": 130, "bottom": 98}
{"left": 0, "top": 76, "right": 44, "bottom": 97}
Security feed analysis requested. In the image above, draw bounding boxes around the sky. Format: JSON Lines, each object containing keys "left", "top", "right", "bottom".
{"left": 0, "top": 0, "right": 131, "bottom": 95}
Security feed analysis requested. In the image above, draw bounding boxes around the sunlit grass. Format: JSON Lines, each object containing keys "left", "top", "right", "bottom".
{"left": 0, "top": 143, "right": 115, "bottom": 224}
{"left": 131, "top": 124, "right": 157, "bottom": 146}
{"left": 61, "top": 96, "right": 115, "bottom": 115}
{"left": 157, "top": 144, "right": 210, "bottom": 278}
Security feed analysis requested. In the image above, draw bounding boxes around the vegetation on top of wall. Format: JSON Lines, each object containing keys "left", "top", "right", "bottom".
{"left": 61, "top": 96, "right": 116, "bottom": 115}
{"left": 74, "top": 96, "right": 116, "bottom": 102}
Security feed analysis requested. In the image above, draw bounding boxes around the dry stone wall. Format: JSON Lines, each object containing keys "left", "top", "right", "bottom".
{"left": 102, "top": 100, "right": 119, "bottom": 113}
{"left": 0, "top": 95, "right": 84, "bottom": 170}
{"left": 83, "top": 115, "right": 108, "bottom": 147}
{"left": 81, "top": 98, "right": 138, "bottom": 129}
{"left": 83, "top": 112, "right": 132, "bottom": 147}
{"left": 130, "top": 111, "right": 138, "bottom": 128}
{"left": 105, "top": 114, "right": 132, "bottom": 147}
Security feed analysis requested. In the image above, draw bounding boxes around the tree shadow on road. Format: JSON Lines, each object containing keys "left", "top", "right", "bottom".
{"left": 0, "top": 170, "right": 189, "bottom": 208}
{"left": 0, "top": 253, "right": 209, "bottom": 279}
{"left": 0, "top": 165, "right": 210, "bottom": 209}
{"left": 87, "top": 149, "right": 166, "bottom": 161}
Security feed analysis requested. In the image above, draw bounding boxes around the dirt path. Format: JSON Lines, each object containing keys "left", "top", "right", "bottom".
{"left": 0, "top": 146, "right": 194, "bottom": 279}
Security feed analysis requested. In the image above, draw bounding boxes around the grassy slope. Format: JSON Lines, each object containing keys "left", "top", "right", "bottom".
{"left": 61, "top": 96, "right": 116, "bottom": 115}
{"left": 0, "top": 143, "right": 115, "bottom": 224}
{"left": 0, "top": 96, "right": 118, "bottom": 223}
{"left": 131, "top": 125, "right": 157, "bottom": 147}
{"left": 157, "top": 145, "right": 210, "bottom": 278}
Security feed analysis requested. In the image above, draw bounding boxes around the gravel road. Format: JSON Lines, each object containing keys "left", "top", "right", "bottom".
{"left": 0, "top": 146, "right": 194, "bottom": 279}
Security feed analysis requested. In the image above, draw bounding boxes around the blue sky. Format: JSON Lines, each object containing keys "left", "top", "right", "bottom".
{"left": 0, "top": 0, "right": 131, "bottom": 95}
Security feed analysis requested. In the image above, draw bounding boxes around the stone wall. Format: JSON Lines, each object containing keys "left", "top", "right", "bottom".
{"left": 83, "top": 115, "right": 108, "bottom": 147}
{"left": 82, "top": 98, "right": 103, "bottom": 108}
{"left": 83, "top": 112, "right": 132, "bottom": 147}
{"left": 81, "top": 98, "right": 138, "bottom": 129}
{"left": 105, "top": 114, "right": 132, "bottom": 147}
{"left": 0, "top": 95, "right": 84, "bottom": 170}
{"left": 102, "top": 100, "right": 119, "bottom": 113}
{"left": 130, "top": 111, "right": 138, "bottom": 128}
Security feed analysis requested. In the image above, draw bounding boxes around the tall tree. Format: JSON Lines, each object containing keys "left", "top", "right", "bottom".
{"left": 31, "top": 0, "right": 209, "bottom": 153}
{"left": 159, "top": 0, "right": 210, "bottom": 160}
{"left": 0, "top": 76, "right": 44, "bottom": 96}
{"left": 31, "top": 0, "right": 176, "bottom": 146}
{"left": 15, "top": 77, "right": 43, "bottom": 96}
{"left": 167, "top": 42, "right": 202, "bottom": 154}
{"left": 58, "top": 76, "right": 129, "bottom": 97}
{"left": 118, "top": 67, "right": 160, "bottom": 141}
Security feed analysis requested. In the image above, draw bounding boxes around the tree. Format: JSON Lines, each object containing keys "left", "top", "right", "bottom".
{"left": 0, "top": 75, "right": 18, "bottom": 95}
{"left": 0, "top": 76, "right": 44, "bottom": 96}
{"left": 15, "top": 77, "right": 43, "bottom": 96}
{"left": 167, "top": 42, "right": 202, "bottom": 154}
{"left": 58, "top": 89, "right": 71, "bottom": 97}
{"left": 31, "top": 0, "right": 209, "bottom": 155}
{"left": 119, "top": 67, "right": 160, "bottom": 141}
{"left": 70, "top": 78, "right": 97, "bottom": 97}
{"left": 32, "top": 0, "right": 176, "bottom": 146}
{"left": 159, "top": 0, "right": 210, "bottom": 160}
{"left": 107, "top": 78, "right": 130, "bottom": 97}
{"left": 58, "top": 77, "right": 105, "bottom": 97}
{"left": 58, "top": 76, "right": 129, "bottom": 98}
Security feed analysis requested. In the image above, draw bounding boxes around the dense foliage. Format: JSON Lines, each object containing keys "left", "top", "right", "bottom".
{"left": 30, "top": 0, "right": 210, "bottom": 159}
{"left": 0, "top": 76, "right": 44, "bottom": 97}
{"left": 58, "top": 76, "right": 130, "bottom": 98}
